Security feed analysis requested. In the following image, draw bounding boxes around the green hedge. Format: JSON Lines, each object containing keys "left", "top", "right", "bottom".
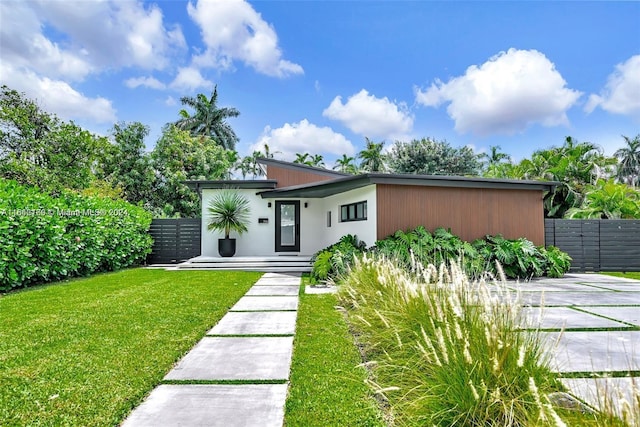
{"left": 0, "top": 179, "right": 153, "bottom": 291}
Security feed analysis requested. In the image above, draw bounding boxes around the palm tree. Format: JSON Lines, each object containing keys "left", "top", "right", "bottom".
{"left": 293, "top": 153, "right": 310, "bottom": 165}
{"left": 358, "top": 137, "right": 386, "bottom": 172}
{"left": 293, "top": 153, "right": 325, "bottom": 168}
{"left": 310, "top": 154, "right": 325, "bottom": 168}
{"left": 482, "top": 145, "right": 511, "bottom": 167}
{"left": 614, "top": 134, "right": 640, "bottom": 187}
{"left": 333, "top": 154, "right": 358, "bottom": 174}
{"left": 175, "top": 86, "right": 240, "bottom": 150}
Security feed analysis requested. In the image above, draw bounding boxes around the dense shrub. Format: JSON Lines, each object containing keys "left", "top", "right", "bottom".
{"left": 311, "top": 226, "right": 571, "bottom": 282}
{"left": 0, "top": 178, "right": 153, "bottom": 291}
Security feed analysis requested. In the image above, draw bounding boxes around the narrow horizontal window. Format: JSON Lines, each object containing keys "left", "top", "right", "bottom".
{"left": 340, "top": 201, "right": 367, "bottom": 222}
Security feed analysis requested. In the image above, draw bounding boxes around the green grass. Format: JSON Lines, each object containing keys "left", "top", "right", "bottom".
{"left": 0, "top": 268, "right": 261, "bottom": 426}
{"left": 601, "top": 272, "right": 640, "bottom": 281}
{"left": 285, "top": 290, "right": 385, "bottom": 426}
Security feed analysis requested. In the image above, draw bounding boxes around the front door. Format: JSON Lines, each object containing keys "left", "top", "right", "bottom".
{"left": 275, "top": 201, "right": 300, "bottom": 252}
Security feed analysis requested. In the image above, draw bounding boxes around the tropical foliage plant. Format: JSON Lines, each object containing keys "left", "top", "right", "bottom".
{"left": 310, "top": 234, "right": 367, "bottom": 282}
{"left": 564, "top": 179, "right": 640, "bottom": 219}
{"left": 311, "top": 226, "right": 571, "bottom": 282}
{"left": 206, "top": 191, "right": 251, "bottom": 239}
{"left": 483, "top": 136, "right": 616, "bottom": 218}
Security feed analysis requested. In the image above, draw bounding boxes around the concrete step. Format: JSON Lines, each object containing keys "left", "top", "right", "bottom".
{"left": 177, "top": 257, "right": 312, "bottom": 272}
{"left": 176, "top": 264, "right": 312, "bottom": 273}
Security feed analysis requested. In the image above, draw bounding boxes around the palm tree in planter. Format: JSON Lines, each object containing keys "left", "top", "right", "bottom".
{"left": 207, "top": 191, "right": 251, "bottom": 257}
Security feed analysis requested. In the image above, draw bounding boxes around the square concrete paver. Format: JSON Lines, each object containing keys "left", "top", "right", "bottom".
{"left": 580, "top": 306, "right": 640, "bottom": 327}
{"left": 230, "top": 296, "right": 298, "bottom": 311}
{"left": 253, "top": 278, "right": 303, "bottom": 286}
{"left": 572, "top": 273, "right": 640, "bottom": 283}
{"left": 543, "top": 331, "right": 640, "bottom": 373}
{"left": 581, "top": 283, "right": 640, "bottom": 292}
{"left": 520, "top": 292, "right": 640, "bottom": 306}
{"left": 246, "top": 285, "right": 299, "bottom": 296}
{"left": 209, "top": 311, "right": 297, "bottom": 335}
{"left": 165, "top": 337, "right": 294, "bottom": 380}
{"left": 509, "top": 283, "right": 609, "bottom": 292}
{"left": 560, "top": 377, "right": 640, "bottom": 420}
{"left": 262, "top": 272, "right": 301, "bottom": 279}
{"left": 121, "top": 384, "right": 288, "bottom": 427}
{"left": 520, "top": 307, "right": 628, "bottom": 329}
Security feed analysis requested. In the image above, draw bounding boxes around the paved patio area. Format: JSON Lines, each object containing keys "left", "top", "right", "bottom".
{"left": 512, "top": 273, "right": 640, "bottom": 415}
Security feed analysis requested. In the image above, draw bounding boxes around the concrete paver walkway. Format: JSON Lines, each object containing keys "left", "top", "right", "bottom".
{"left": 512, "top": 273, "right": 640, "bottom": 415}
{"left": 122, "top": 272, "right": 301, "bottom": 427}
{"left": 123, "top": 271, "right": 638, "bottom": 425}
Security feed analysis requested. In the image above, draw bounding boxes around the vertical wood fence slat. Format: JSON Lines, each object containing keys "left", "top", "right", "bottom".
{"left": 545, "top": 219, "right": 640, "bottom": 272}
{"left": 147, "top": 218, "right": 202, "bottom": 264}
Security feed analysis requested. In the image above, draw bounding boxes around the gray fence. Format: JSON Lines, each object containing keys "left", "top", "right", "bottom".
{"left": 545, "top": 219, "right": 640, "bottom": 272}
{"left": 147, "top": 218, "right": 202, "bottom": 264}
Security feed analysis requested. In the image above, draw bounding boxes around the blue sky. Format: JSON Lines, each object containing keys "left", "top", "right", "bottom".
{"left": 2, "top": 0, "right": 639, "bottom": 166}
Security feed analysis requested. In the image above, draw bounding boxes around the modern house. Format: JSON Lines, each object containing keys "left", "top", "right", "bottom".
{"left": 185, "top": 158, "right": 556, "bottom": 267}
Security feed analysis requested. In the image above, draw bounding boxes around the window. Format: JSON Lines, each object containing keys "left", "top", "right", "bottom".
{"left": 340, "top": 201, "right": 367, "bottom": 222}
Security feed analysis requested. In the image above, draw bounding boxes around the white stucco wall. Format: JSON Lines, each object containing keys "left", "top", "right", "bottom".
{"left": 201, "top": 188, "right": 274, "bottom": 257}
{"left": 318, "top": 185, "right": 377, "bottom": 250}
{"left": 200, "top": 184, "right": 377, "bottom": 257}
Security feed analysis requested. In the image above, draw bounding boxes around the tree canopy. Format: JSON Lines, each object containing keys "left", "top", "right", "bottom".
{"left": 387, "top": 137, "right": 481, "bottom": 176}
{"left": 0, "top": 85, "right": 109, "bottom": 193}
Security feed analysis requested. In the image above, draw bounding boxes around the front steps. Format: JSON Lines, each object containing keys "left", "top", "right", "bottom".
{"left": 175, "top": 256, "right": 312, "bottom": 273}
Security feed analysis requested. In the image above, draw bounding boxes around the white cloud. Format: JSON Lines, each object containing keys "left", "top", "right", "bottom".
{"left": 323, "top": 89, "right": 414, "bottom": 140}
{"left": 169, "top": 67, "right": 213, "bottom": 92}
{"left": 187, "top": 0, "right": 303, "bottom": 78}
{"left": 164, "top": 96, "right": 178, "bottom": 106}
{"left": 0, "top": 1, "right": 94, "bottom": 81}
{"left": 125, "top": 76, "right": 166, "bottom": 90}
{"left": 585, "top": 55, "right": 640, "bottom": 119}
{"left": 250, "top": 119, "right": 354, "bottom": 160}
{"left": 0, "top": 0, "right": 185, "bottom": 82}
{"left": 1, "top": 63, "right": 117, "bottom": 124}
{"left": 415, "top": 48, "right": 582, "bottom": 136}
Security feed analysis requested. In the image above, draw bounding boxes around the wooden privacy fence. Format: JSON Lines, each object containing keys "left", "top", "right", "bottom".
{"left": 545, "top": 219, "right": 640, "bottom": 272}
{"left": 147, "top": 218, "right": 201, "bottom": 264}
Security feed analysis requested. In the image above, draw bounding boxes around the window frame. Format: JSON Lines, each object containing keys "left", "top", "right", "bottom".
{"left": 339, "top": 200, "right": 367, "bottom": 222}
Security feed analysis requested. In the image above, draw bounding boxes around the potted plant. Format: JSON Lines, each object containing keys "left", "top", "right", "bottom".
{"left": 206, "top": 190, "right": 251, "bottom": 257}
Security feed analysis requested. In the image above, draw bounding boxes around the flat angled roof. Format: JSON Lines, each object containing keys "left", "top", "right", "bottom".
{"left": 256, "top": 157, "right": 351, "bottom": 178}
{"left": 184, "top": 180, "right": 278, "bottom": 190}
{"left": 257, "top": 173, "right": 559, "bottom": 198}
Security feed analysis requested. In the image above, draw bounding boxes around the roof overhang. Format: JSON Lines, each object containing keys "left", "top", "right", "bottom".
{"left": 184, "top": 180, "right": 278, "bottom": 191}
{"left": 257, "top": 174, "right": 558, "bottom": 199}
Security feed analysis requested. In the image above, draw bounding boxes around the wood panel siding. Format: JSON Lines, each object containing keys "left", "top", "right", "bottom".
{"left": 267, "top": 165, "right": 337, "bottom": 188}
{"left": 376, "top": 184, "right": 545, "bottom": 245}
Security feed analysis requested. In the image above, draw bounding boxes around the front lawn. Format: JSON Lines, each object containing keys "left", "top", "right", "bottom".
{"left": 285, "top": 289, "right": 385, "bottom": 426}
{"left": 0, "top": 268, "right": 260, "bottom": 426}
{"left": 601, "top": 272, "right": 640, "bottom": 281}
